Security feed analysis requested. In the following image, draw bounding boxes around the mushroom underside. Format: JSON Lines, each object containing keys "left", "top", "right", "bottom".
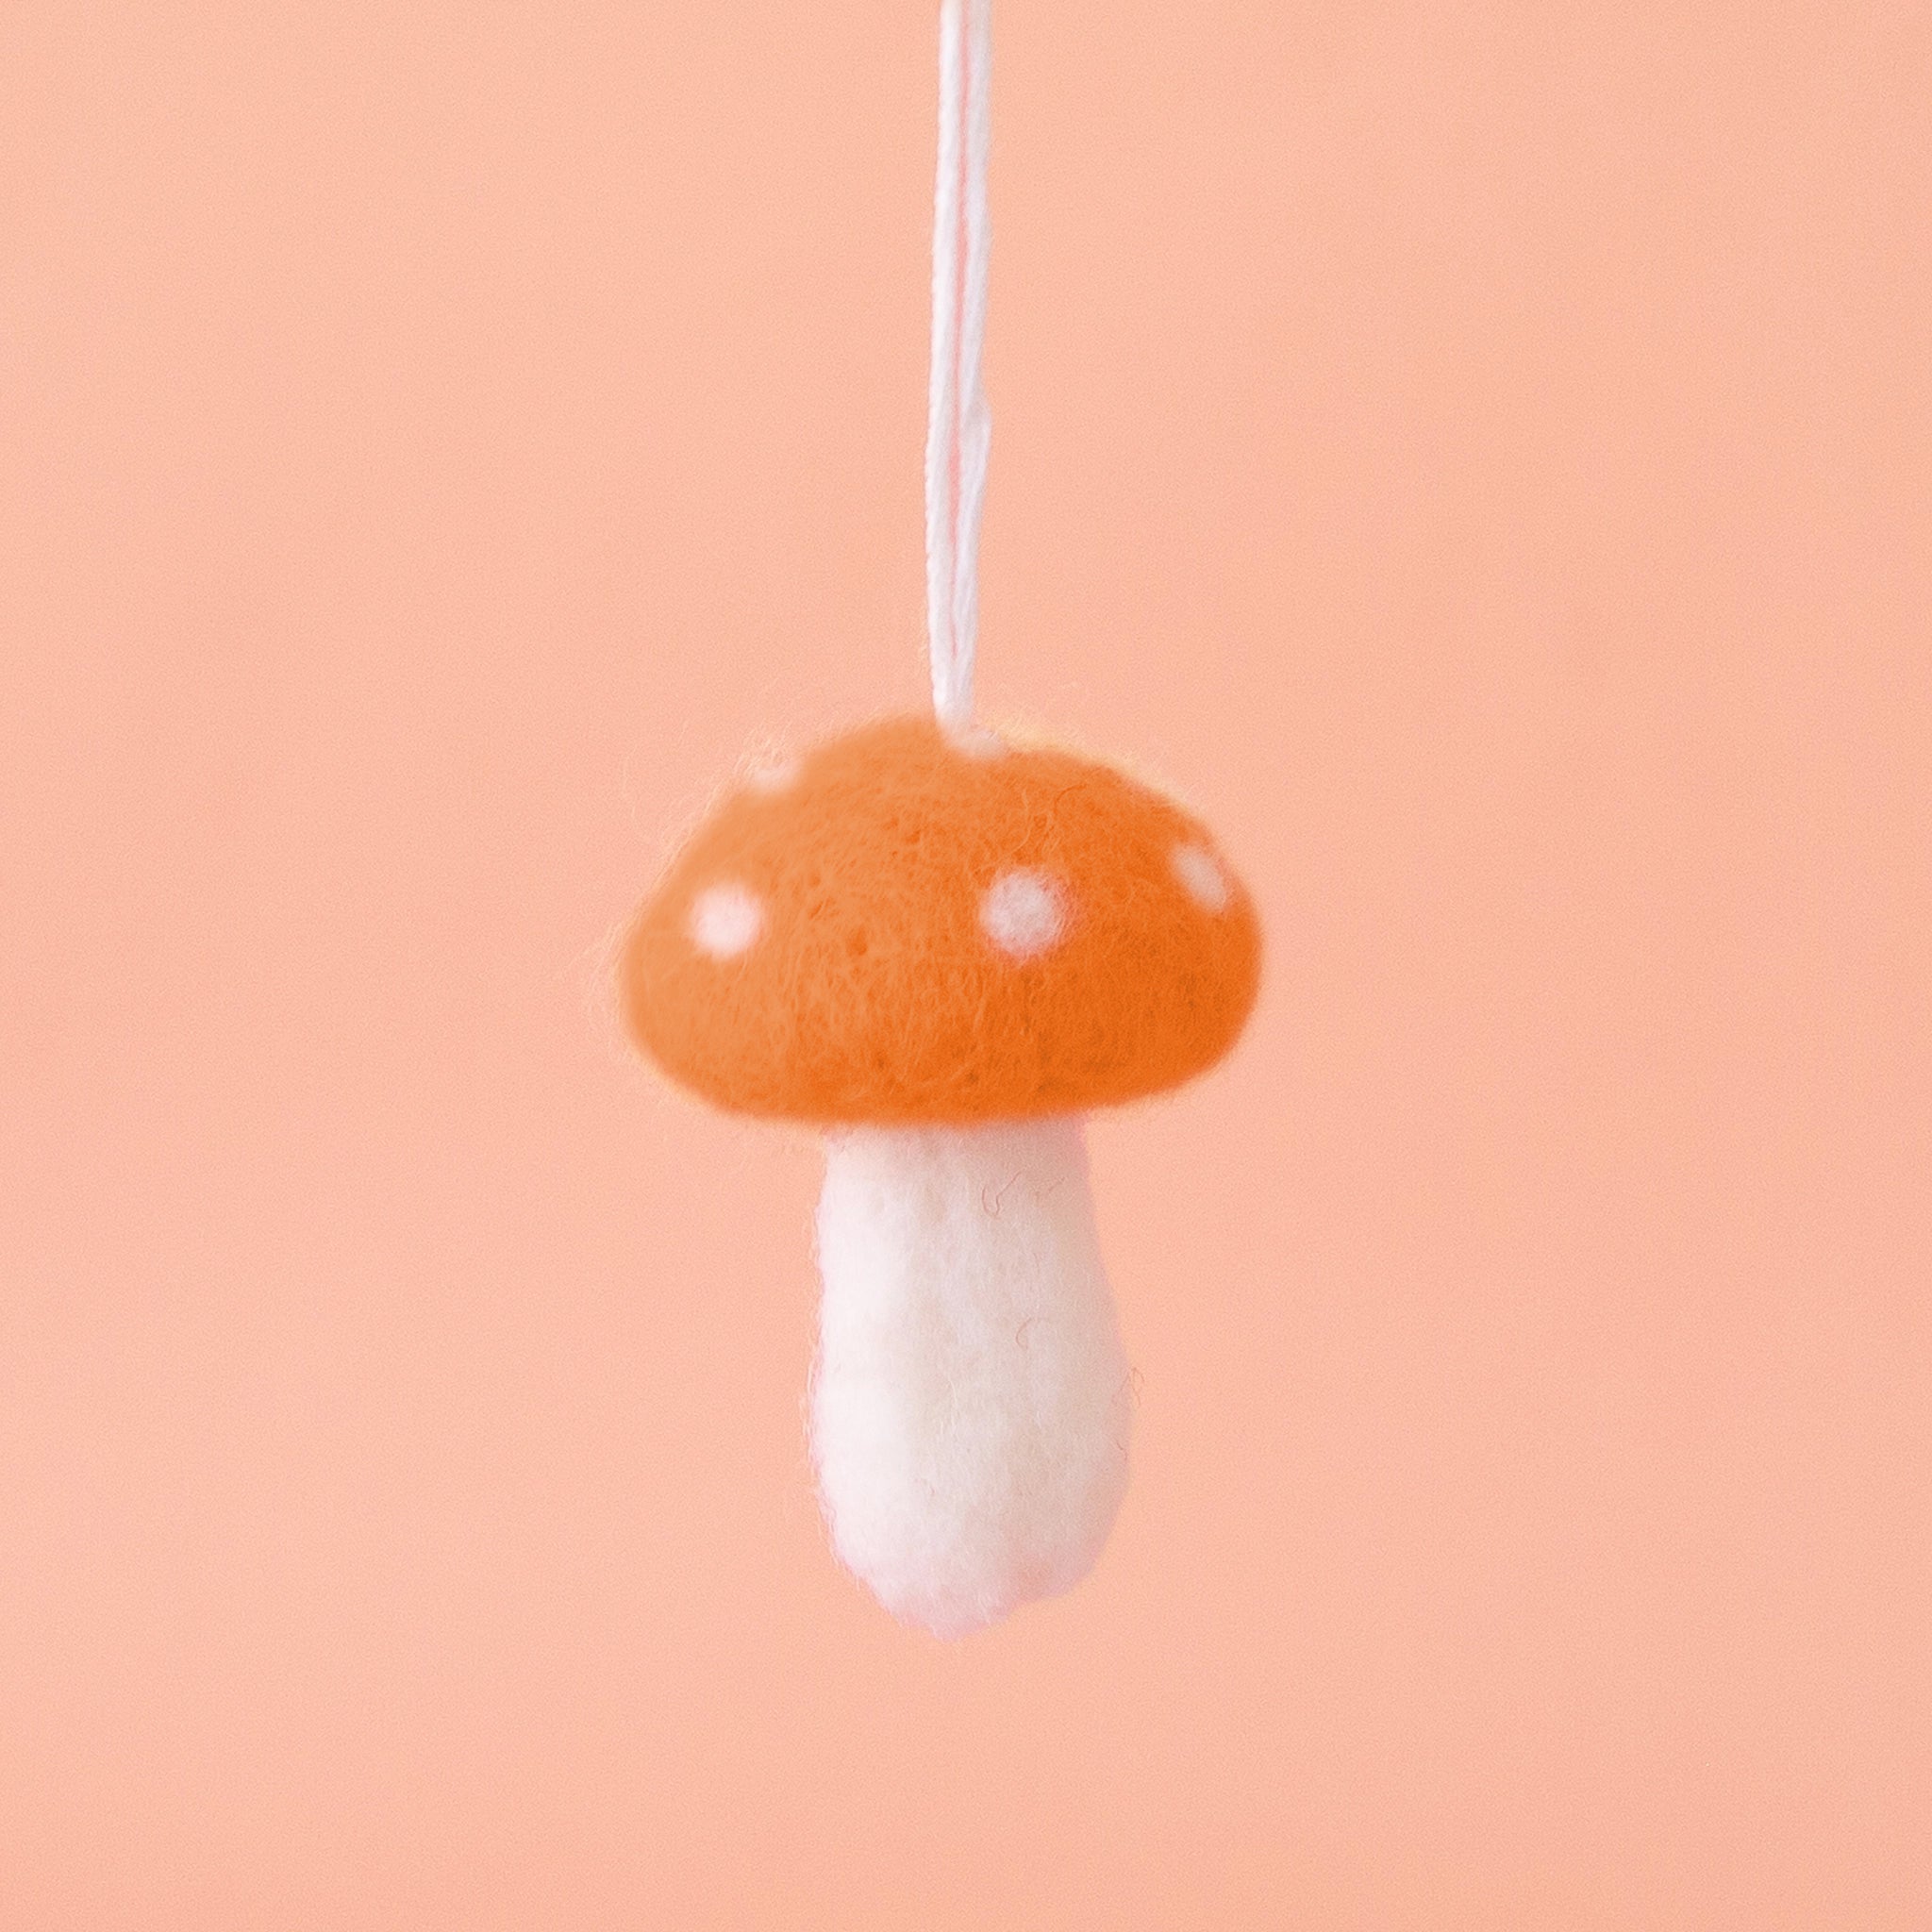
{"left": 809, "top": 1114, "right": 1132, "bottom": 1639}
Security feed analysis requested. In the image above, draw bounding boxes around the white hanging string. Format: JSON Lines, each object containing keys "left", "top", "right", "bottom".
{"left": 924, "top": 0, "right": 992, "bottom": 728}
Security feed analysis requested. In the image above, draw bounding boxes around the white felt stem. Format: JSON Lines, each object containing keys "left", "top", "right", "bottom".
{"left": 811, "top": 1116, "right": 1131, "bottom": 1639}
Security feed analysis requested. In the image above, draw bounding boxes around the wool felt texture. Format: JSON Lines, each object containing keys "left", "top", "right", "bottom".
{"left": 622, "top": 715, "right": 1261, "bottom": 1124}
{"left": 811, "top": 1115, "right": 1130, "bottom": 1638}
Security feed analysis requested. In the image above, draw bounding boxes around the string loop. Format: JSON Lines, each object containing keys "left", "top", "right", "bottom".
{"left": 925, "top": 0, "right": 992, "bottom": 727}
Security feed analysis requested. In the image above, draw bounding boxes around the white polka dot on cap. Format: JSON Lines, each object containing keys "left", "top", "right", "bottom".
{"left": 742, "top": 752, "right": 802, "bottom": 794}
{"left": 947, "top": 724, "right": 1009, "bottom": 761}
{"left": 689, "top": 882, "right": 765, "bottom": 959}
{"left": 979, "top": 868, "right": 1068, "bottom": 960}
{"left": 1171, "top": 841, "right": 1231, "bottom": 914}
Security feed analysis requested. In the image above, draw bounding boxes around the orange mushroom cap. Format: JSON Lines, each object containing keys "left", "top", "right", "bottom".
{"left": 621, "top": 716, "right": 1261, "bottom": 1124}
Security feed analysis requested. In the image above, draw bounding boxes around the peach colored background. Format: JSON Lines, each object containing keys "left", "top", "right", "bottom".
{"left": 4, "top": 2, "right": 1929, "bottom": 1924}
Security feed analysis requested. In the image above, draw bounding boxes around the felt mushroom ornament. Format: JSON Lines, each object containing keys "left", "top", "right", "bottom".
{"left": 618, "top": 0, "right": 1261, "bottom": 1637}
{"left": 624, "top": 720, "right": 1259, "bottom": 1634}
